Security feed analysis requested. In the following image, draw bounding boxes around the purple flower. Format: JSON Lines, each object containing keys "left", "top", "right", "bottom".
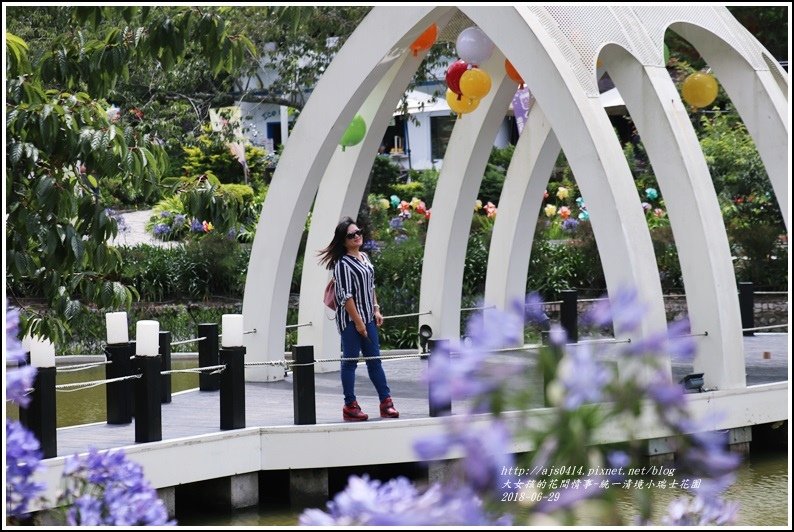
{"left": 562, "top": 218, "right": 579, "bottom": 232}
{"left": 647, "top": 376, "right": 686, "bottom": 409}
{"left": 190, "top": 218, "right": 204, "bottom": 233}
{"left": 172, "top": 214, "right": 186, "bottom": 227}
{"left": 389, "top": 217, "right": 403, "bottom": 229}
{"left": 60, "top": 448, "right": 173, "bottom": 525}
{"left": 584, "top": 286, "right": 648, "bottom": 334}
{"left": 153, "top": 223, "right": 170, "bottom": 236}
{"left": 299, "top": 475, "right": 509, "bottom": 526}
{"left": 548, "top": 323, "right": 567, "bottom": 347}
{"left": 394, "top": 234, "right": 408, "bottom": 244}
{"left": 625, "top": 317, "right": 696, "bottom": 361}
{"left": 6, "top": 303, "right": 26, "bottom": 364}
{"left": 5, "top": 420, "right": 45, "bottom": 516}
{"left": 67, "top": 495, "right": 103, "bottom": 525}
{"left": 159, "top": 210, "right": 172, "bottom": 219}
{"left": 662, "top": 495, "right": 739, "bottom": 525}
{"left": 361, "top": 240, "right": 380, "bottom": 253}
{"left": 521, "top": 292, "right": 549, "bottom": 327}
{"left": 641, "top": 202, "right": 652, "bottom": 212}
{"left": 6, "top": 364, "right": 37, "bottom": 408}
{"left": 557, "top": 344, "right": 610, "bottom": 410}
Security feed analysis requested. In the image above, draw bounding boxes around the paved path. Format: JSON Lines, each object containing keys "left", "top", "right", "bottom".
{"left": 109, "top": 209, "right": 178, "bottom": 248}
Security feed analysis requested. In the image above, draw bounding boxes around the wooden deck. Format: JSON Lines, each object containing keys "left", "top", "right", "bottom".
{"left": 54, "top": 334, "right": 788, "bottom": 456}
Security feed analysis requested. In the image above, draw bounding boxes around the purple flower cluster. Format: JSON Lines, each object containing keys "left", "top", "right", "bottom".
{"left": 557, "top": 344, "right": 610, "bottom": 410}
{"left": 299, "top": 475, "right": 511, "bottom": 526}
{"left": 153, "top": 223, "right": 171, "bottom": 236}
{"left": 60, "top": 448, "right": 173, "bottom": 526}
{"left": 6, "top": 420, "right": 45, "bottom": 517}
{"left": 414, "top": 418, "right": 514, "bottom": 493}
{"left": 190, "top": 218, "right": 204, "bottom": 233}
{"left": 5, "top": 303, "right": 37, "bottom": 407}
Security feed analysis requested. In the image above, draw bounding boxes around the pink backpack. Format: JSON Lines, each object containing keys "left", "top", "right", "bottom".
{"left": 323, "top": 279, "right": 336, "bottom": 311}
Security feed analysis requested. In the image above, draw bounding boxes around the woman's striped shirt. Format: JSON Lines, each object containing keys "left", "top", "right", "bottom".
{"left": 333, "top": 253, "right": 376, "bottom": 335}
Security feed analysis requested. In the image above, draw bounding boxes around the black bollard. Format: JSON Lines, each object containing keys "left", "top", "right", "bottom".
{"left": 19, "top": 366, "right": 57, "bottom": 458}
{"left": 220, "top": 346, "right": 246, "bottom": 430}
{"left": 428, "top": 339, "right": 451, "bottom": 417}
{"left": 159, "top": 331, "right": 172, "bottom": 404}
{"left": 105, "top": 342, "right": 133, "bottom": 424}
{"left": 560, "top": 289, "right": 578, "bottom": 343}
{"left": 292, "top": 345, "right": 316, "bottom": 425}
{"left": 738, "top": 282, "right": 754, "bottom": 337}
{"left": 198, "top": 323, "right": 220, "bottom": 391}
{"left": 134, "top": 355, "right": 162, "bottom": 443}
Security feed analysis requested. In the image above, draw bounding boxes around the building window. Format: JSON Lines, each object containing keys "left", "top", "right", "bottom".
{"left": 431, "top": 115, "right": 455, "bottom": 160}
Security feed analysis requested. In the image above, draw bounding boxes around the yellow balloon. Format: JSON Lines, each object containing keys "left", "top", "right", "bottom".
{"left": 459, "top": 67, "right": 492, "bottom": 100}
{"left": 446, "top": 89, "right": 480, "bottom": 116}
{"left": 681, "top": 72, "right": 719, "bottom": 108}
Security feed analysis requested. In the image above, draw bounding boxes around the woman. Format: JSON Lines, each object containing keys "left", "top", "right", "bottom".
{"left": 318, "top": 217, "right": 399, "bottom": 421}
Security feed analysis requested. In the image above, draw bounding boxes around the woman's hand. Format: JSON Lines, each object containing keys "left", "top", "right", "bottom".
{"left": 374, "top": 310, "right": 383, "bottom": 327}
{"left": 355, "top": 321, "right": 368, "bottom": 338}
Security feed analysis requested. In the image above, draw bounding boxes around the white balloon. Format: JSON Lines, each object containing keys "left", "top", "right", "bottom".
{"left": 456, "top": 26, "right": 494, "bottom": 66}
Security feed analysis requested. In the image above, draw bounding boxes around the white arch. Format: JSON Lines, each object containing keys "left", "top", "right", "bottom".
{"left": 242, "top": 6, "right": 788, "bottom": 390}
{"left": 417, "top": 50, "right": 517, "bottom": 342}
{"left": 461, "top": 6, "right": 668, "bottom": 362}
{"left": 601, "top": 43, "right": 744, "bottom": 389}
{"left": 484, "top": 104, "right": 559, "bottom": 326}
{"left": 242, "top": 6, "right": 445, "bottom": 380}
{"left": 297, "top": 10, "right": 457, "bottom": 373}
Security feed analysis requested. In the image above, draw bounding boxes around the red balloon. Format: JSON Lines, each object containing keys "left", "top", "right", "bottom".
{"left": 446, "top": 60, "right": 469, "bottom": 96}
{"left": 504, "top": 59, "right": 524, "bottom": 86}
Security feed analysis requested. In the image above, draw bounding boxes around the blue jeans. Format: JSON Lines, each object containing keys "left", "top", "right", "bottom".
{"left": 340, "top": 320, "right": 391, "bottom": 404}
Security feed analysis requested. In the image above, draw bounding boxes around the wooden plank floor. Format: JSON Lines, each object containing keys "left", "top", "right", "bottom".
{"left": 55, "top": 334, "right": 789, "bottom": 457}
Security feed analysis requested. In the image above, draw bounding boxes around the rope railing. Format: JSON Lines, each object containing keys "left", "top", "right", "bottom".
{"left": 55, "top": 374, "right": 142, "bottom": 392}
{"left": 753, "top": 291, "right": 788, "bottom": 296}
{"left": 742, "top": 323, "right": 788, "bottom": 332}
{"left": 170, "top": 336, "right": 206, "bottom": 346}
{"left": 161, "top": 365, "right": 226, "bottom": 375}
{"left": 382, "top": 310, "right": 432, "bottom": 320}
{"left": 461, "top": 305, "right": 496, "bottom": 312}
{"left": 56, "top": 361, "right": 111, "bottom": 373}
{"left": 285, "top": 322, "right": 312, "bottom": 330}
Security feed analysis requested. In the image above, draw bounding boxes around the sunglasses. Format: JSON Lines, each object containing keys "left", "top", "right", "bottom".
{"left": 346, "top": 229, "right": 363, "bottom": 239}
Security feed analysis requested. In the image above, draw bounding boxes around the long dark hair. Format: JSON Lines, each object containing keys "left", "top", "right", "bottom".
{"left": 317, "top": 217, "right": 356, "bottom": 270}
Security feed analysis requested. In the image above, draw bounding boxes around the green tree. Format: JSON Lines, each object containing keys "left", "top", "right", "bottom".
{"left": 5, "top": 6, "right": 255, "bottom": 343}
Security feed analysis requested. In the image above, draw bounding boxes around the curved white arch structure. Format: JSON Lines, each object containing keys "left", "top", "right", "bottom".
{"left": 243, "top": 6, "right": 789, "bottom": 390}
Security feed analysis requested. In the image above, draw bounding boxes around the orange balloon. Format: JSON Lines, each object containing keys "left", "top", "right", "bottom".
{"left": 459, "top": 68, "right": 492, "bottom": 100}
{"left": 504, "top": 59, "right": 524, "bottom": 85}
{"left": 681, "top": 72, "right": 719, "bottom": 108}
{"left": 410, "top": 24, "right": 438, "bottom": 56}
{"left": 446, "top": 88, "right": 479, "bottom": 117}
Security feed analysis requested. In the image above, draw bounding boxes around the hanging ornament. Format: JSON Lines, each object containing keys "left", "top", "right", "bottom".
{"left": 410, "top": 24, "right": 438, "bottom": 57}
{"left": 681, "top": 72, "right": 719, "bottom": 108}
{"left": 504, "top": 59, "right": 524, "bottom": 86}
{"left": 446, "top": 59, "right": 469, "bottom": 96}
{"left": 339, "top": 115, "right": 366, "bottom": 151}
{"left": 456, "top": 26, "right": 494, "bottom": 66}
{"left": 459, "top": 67, "right": 492, "bottom": 100}
{"left": 446, "top": 88, "right": 479, "bottom": 118}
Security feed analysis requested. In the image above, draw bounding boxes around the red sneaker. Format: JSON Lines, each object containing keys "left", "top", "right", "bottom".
{"left": 379, "top": 397, "right": 399, "bottom": 418}
{"left": 343, "top": 401, "right": 368, "bottom": 422}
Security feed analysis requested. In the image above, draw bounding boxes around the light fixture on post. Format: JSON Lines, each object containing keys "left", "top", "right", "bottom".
{"left": 418, "top": 324, "right": 433, "bottom": 354}
{"left": 679, "top": 373, "right": 704, "bottom": 393}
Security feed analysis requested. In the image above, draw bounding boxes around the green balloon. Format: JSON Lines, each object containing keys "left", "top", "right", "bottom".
{"left": 663, "top": 43, "right": 670, "bottom": 64}
{"left": 340, "top": 115, "right": 366, "bottom": 151}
